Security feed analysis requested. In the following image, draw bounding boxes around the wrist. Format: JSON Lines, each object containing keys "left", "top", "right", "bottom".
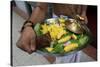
{"left": 21, "top": 20, "right": 35, "bottom": 32}
{"left": 24, "top": 22, "right": 33, "bottom": 28}
{"left": 24, "top": 26, "right": 33, "bottom": 31}
{"left": 76, "top": 15, "right": 85, "bottom": 21}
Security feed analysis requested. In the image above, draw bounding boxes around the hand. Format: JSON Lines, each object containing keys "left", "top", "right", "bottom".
{"left": 80, "top": 15, "right": 88, "bottom": 24}
{"left": 16, "top": 27, "right": 36, "bottom": 54}
{"left": 43, "top": 55, "right": 56, "bottom": 64}
{"left": 76, "top": 15, "right": 88, "bottom": 24}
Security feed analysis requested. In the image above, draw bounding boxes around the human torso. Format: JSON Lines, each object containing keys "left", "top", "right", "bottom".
{"left": 53, "top": 4, "right": 82, "bottom": 17}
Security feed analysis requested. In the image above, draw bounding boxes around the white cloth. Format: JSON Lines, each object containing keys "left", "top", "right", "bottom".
{"left": 54, "top": 51, "right": 81, "bottom": 63}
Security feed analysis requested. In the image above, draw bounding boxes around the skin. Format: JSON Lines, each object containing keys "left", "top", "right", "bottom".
{"left": 16, "top": 3, "right": 87, "bottom": 63}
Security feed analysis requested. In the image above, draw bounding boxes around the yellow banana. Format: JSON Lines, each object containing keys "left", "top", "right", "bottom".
{"left": 58, "top": 35, "right": 71, "bottom": 43}
{"left": 45, "top": 47, "right": 54, "bottom": 52}
{"left": 72, "top": 34, "right": 77, "bottom": 40}
{"left": 64, "top": 43, "right": 78, "bottom": 52}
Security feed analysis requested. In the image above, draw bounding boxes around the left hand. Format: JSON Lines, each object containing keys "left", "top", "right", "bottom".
{"left": 80, "top": 15, "right": 88, "bottom": 24}
{"left": 76, "top": 15, "right": 88, "bottom": 24}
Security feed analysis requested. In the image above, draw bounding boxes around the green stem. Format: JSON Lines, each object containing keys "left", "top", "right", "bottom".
{"left": 50, "top": 41, "right": 55, "bottom": 48}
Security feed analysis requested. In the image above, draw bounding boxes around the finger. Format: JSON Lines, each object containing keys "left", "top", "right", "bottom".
{"left": 30, "top": 38, "right": 36, "bottom": 52}
{"left": 16, "top": 39, "right": 32, "bottom": 54}
{"left": 43, "top": 55, "right": 56, "bottom": 64}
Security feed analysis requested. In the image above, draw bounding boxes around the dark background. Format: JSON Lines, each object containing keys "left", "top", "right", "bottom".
{"left": 87, "top": 6, "right": 97, "bottom": 48}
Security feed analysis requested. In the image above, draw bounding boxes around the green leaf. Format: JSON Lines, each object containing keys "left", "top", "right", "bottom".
{"left": 34, "top": 23, "right": 42, "bottom": 36}
{"left": 78, "top": 35, "right": 89, "bottom": 46}
{"left": 51, "top": 43, "right": 64, "bottom": 53}
{"left": 70, "top": 40, "right": 79, "bottom": 44}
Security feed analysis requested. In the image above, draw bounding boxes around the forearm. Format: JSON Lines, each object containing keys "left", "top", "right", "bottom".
{"left": 81, "top": 5, "right": 87, "bottom": 16}
{"left": 29, "top": 3, "right": 48, "bottom": 24}
{"left": 80, "top": 5, "right": 88, "bottom": 24}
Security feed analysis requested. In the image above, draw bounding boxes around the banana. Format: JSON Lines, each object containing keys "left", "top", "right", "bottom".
{"left": 64, "top": 43, "right": 78, "bottom": 52}
{"left": 58, "top": 35, "right": 71, "bottom": 43}
{"left": 45, "top": 47, "right": 54, "bottom": 52}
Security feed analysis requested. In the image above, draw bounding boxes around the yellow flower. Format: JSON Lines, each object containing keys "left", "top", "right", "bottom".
{"left": 59, "top": 18, "right": 65, "bottom": 23}
{"left": 41, "top": 23, "right": 67, "bottom": 40}
{"left": 41, "top": 24, "right": 48, "bottom": 34}
{"left": 57, "top": 30, "right": 67, "bottom": 39}
{"left": 60, "top": 23, "right": 65, "bottom": 27}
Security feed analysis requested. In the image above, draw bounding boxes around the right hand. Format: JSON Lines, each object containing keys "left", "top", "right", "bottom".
{"left": 16, "top": 26, "right": 36, "bottom": 54}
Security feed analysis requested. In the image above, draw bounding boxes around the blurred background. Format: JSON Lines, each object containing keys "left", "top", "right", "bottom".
{"left": 11, "top": 0, "right": 97, "bottom": 66}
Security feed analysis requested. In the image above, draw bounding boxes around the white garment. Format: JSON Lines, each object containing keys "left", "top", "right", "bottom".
{"left": 54, "top": 51, "right": 81, "bottom": 63}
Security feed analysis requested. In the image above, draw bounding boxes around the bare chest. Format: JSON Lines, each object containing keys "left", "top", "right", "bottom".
{"left": 53, "top": 4, "right": 82, "bottom": 16}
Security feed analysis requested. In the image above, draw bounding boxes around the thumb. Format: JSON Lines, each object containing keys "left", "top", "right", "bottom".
{"left": 30, "top": 38, "right": 36, "bottom": 51}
